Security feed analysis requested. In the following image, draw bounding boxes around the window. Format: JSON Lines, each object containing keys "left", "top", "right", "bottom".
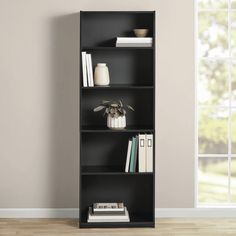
{"left": 197, "top": 0, "right": 236, "bottom": 205}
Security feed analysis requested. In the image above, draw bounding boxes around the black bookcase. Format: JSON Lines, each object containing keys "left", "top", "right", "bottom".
{"left": 79, "top": 11, "right": 155, "bottom": 228}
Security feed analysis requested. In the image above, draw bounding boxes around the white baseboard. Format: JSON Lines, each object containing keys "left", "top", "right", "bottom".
{"left": 156, "top": 208, "right": 236, "bottom": 218}
{"left": 1, "top": 208, "right": 236, "bottom": 218}
{"left": 0, "top": 208, "right": 79, "bottom": 218}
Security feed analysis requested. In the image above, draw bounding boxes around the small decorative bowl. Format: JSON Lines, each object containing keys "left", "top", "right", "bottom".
{"left": 133, "top": 29, "right": 149, "bottom": 37}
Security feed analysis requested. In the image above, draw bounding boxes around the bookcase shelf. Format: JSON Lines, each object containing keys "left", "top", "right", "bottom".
{"left": 81, "top": 172, "right": 153, "bottom": 176}
{"left": 82, "top": 46, "right": 154, "bottom": 51}
{"left": 80, "top": 216, "right": 155, "bottom": 228}
{"left": 81, "top": 125, "right": 154, "bottom": 133}
{"left": 82, "top": 84, "right": 154, "bottom": 89}
{"left": 81, "top": 166, "right": 154, "bottom": 175}
{"left": 80, "top": 11, "right": 155, "bottom": 228}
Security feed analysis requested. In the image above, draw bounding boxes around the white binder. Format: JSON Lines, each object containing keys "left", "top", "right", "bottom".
{"left": 138, "top": 134, "right": 146, "bottom": 172}
{"left": 146, "top": 134, "right": 153, "bottom": 172}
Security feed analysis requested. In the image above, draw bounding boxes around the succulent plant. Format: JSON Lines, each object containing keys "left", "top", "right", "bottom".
{"left": 93, "top": 100, "right": 134, "bottom": 118}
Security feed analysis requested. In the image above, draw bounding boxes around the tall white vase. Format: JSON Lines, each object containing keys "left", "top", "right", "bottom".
{"left": 107, "top": 115, "right": 126, "bottom": 130}
{"left": 94, "top": 63, "right": 110, "bottom": 86}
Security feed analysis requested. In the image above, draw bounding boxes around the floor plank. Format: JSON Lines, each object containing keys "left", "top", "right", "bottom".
{"left": 0, "top": 219, "right": 236, "bottom": 236}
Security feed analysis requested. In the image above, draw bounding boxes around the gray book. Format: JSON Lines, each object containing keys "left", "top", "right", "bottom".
{"left": 92, "top": 209, "right": 125, "bottom": 216}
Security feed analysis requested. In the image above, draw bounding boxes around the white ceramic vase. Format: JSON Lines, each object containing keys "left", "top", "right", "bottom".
{"left": 94, "top": 63, "right": 110, "bottom": 86}
{"left": 107, "top": 115, "right": 126, "bottom": 130}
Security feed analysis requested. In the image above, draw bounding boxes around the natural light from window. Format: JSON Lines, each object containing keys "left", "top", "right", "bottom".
{"left": 197, "top": 0, "right": 236, "bottom": 205}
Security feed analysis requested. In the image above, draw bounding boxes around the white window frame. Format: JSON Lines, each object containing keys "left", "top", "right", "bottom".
{"left": 195, "top": 0, "right": 236, "bottom": 207}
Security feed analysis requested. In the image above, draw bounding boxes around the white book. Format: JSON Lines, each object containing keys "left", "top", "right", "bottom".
{"left": 86, "top": 54, "right": 92, "bottom": 87}
{"left": 88, "top": 218, "right": 129, "bottom": 223}
{"left": 81, "top": 52, "right": 88, "bottom": 87}
{"left": 125, "top": 139, "right": 132, "bottom": 172}
{"left": 116, "top": 37, "right": 153, "bottom": 43}
{"left": 93, "top": 202, "right": 124, "bottom": 212}
{"left": 88, "top": 54, "right": 94, "bottom": 87}
{"left": 138, "top": 134, "right": 146, "bottom": 172}
{"left": 116, "top": 43, "right": 152, "bottom": 47}
{"left": 88, "top": 218, "right": 129, "bottom": 222}
{"left": 88, "top": 207, "right": 130, "bottom": 222}
{"left": 146, "top": 134, "right": 153, "bottom": 172}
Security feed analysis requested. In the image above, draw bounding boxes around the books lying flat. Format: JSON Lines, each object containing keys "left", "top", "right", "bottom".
{"left": 88, "top": 207, "right": 130, "bottom": 223}
{"left": 116, "top": 37, "right": 153, "bottom": 47}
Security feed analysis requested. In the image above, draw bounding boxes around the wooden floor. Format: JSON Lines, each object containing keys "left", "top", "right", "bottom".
{"left": 0, "top": 218, "right": 236, "bottom": 236}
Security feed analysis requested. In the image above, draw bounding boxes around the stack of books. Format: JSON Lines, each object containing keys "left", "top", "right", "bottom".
{"left": 125, "top": 134, "right": 153, "bottom": 173}
{"left": 87, "top": 202, "right": 130, "bottom": 223}
{"left": 116, "top": 37, "right": 153, "bottom": 47}
{"left": 81, "top": 51, "right": 94, "bottom": 87}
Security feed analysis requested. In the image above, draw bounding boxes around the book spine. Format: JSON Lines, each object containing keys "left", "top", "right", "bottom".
{"left": 88, "top": 219, "right": 130, "bottom": 223}
{"left": 92, "top": 211, "right": 125, "bottom": 215}
{"left": 81, "top": 52, "right": 88, "bottom": 87}
{"left": 133, "top": 135, "right": 138, "bottom": 172}
{"left": 93, "top": 202, "right": 124, "bottom": 209}
{"left": 88, "top": 54, "right": 94, "bottom": 86}
{"left": 93, "top": 208, "right": 125, "bottom": 212}
{"left": 138, "top": 134, "right": 146, "bottom": 172}
{"left": 116, "top": 37, "right": 153, "bottom": 42}
{"left": 86, "top": 54, "right": 91, "bottom": 87}
{"left": 116, "top": 40, "right": 152, "bottom": 43}
{"left": 125, "top": 139, "right": 132, "bottom": 172}
{"left": 129, "top": 137, "right": 136, "bottom": 172}
{"left": 116, "top": 43, "right": 152, "bottom": 47}
{"left": 146, "top": 134, "right": 153, "bottom": 172}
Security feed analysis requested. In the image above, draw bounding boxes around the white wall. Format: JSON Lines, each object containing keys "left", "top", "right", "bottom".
{"left": 0, "top": 0, "right": 194, "bottom": 208}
